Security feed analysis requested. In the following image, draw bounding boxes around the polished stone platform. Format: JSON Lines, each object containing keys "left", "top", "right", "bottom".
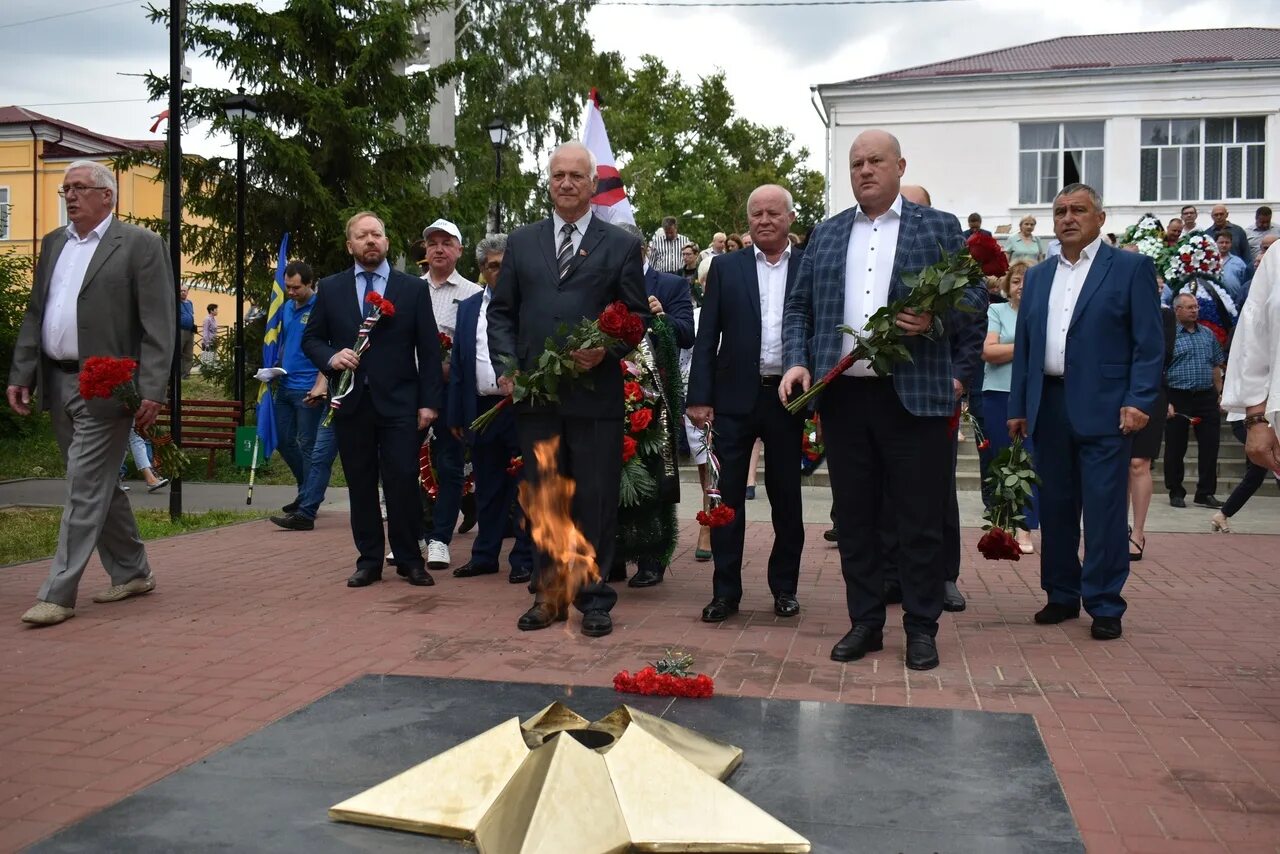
{"left": 33, "top": 675, "right": 1082, "bottom": 853}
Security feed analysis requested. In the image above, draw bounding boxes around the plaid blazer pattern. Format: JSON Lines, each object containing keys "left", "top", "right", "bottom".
{"left": 782, "top": 200, "right": 986, "bottom": 417}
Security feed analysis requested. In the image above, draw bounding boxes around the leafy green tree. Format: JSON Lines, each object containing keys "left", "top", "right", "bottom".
{"left": 0, "top": 250, "right": 35, "bottom": 433}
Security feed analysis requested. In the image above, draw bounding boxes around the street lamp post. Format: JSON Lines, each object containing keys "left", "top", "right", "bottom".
{"left": 222, "top": 86, "right": 259, "bottom": 423}
{"left": 487, "top": 117, "right": 510, "bottom": 232}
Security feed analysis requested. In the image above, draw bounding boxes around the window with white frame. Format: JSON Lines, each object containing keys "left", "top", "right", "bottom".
{"left": 1018, "top": 122, "right": 1105, "bottom": 205}
{"left": 0, "top": 187, "right": 10, "bottom": 240}
{"left": 1139, "top": 116, "right": 1266, "bottom": 202}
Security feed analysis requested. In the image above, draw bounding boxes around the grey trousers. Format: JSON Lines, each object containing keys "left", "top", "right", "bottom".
{"left": 38, "top": 368, "right": 151, "bottom": 608}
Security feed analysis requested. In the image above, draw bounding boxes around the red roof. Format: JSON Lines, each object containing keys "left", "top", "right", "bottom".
{"left": 0, "top": 106, "right": 163, "bottom": 154}
{"left": 830, "top": 27, "right": 1280, "bottom": 86}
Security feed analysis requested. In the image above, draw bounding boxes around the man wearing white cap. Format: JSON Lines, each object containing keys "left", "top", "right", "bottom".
{"left": 420, "top": 219, "right": 482, "bottom": 570}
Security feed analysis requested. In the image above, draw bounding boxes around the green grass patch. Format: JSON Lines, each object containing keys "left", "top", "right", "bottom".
{"left": 0, "top": 506, "right": 267, "bottom": 565}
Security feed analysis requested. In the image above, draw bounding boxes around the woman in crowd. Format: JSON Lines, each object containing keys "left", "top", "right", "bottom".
{"left": 120, "top": 429, "right": 169, "bottom": 493}
{"left": 725, "top": 233, "right": 744, "bottom": 252}
{"left": 1004, "top": 216, "right": 1043, "bottom": 264}
{"left": 981, "top": 261, "right": 1037, "bottom": 553}
{"left": 1127, "top": 279, "right": 1176, "bottom": 559}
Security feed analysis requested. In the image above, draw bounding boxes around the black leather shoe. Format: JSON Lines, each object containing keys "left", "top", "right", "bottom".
{"left": 701, "top": 598, "right": 739, "bottom": 623}
{"left": 581, "top": 610, "right": 613, "bottom": 637}
{"left": 823, "top": 527, "right": 838, "bottom": 543}
{"left": 906, "top": 634, "right": 940, "bottom": 670}
{"left": 1194, "top": 494, "right": 1223, "bottom": 509}
{"left": 270, "top": 513, "right": 314, "bottom": 531}
{"left": 883, "top": 580, "right": 903, "bottom": 605}
{"left": 404, "top": 565, "right": 434, "bottom": 586}
{"left": 457, "top": 494, "right": 477, "bottom": 534}
{"left": 774, "top": 594, "right": 800, "bottom": 617}
{"left": 1090, "top": 616, "right": 1123, "bottom": 640}
{"left": 628, "top": 568, "right": 663, "bottom": 588}
{"left": 1034, "top": 602, "right": 1080, "bottom": 624}
{"left": 453, "top": 561, "right": 499, "bottom": 578}
{"left": 282, "top": 500, "right": 300, "bottom": 514}
{"left": 346, "top": 567, "right": 382, "bottom": 587}
{"left": 508, "top": 566, "right": 532, "bottom": 585}
{"left": 830, "top": 626, "right": 884, "bottom": 662}
{"left": 1169, "top": 494, "right": 1186, "bottom": 508}
{"left": 942, "top": 581, "right": 966, "bottom": 612}
{"left": 518, "top": 603, "right": 566, "bottom": 631}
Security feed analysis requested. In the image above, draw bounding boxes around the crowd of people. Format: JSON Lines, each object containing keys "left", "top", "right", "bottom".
{"left": 8, "top": 145, "right": 1280, "bottom": 675}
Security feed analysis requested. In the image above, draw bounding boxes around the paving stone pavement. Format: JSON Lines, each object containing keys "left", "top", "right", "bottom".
{"left": 0, "top": 511, "right": 1278, "bottom": 852}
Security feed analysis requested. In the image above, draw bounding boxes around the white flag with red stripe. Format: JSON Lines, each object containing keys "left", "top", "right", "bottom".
{"left": 581, "top": 88, "right": 634, "bottom": 226}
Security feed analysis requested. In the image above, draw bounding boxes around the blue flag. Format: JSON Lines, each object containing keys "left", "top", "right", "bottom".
{"left": 254, "top": 233, "right": 288, "bottom": 463}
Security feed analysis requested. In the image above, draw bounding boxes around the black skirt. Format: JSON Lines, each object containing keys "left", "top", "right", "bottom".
{"left": 1130, "top": 389, "right": 1168, "bottom": 460}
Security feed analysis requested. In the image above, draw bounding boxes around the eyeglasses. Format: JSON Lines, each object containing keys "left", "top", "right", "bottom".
{"left": 57, "top": 185, "right": 109, "bottom": 197}
{"left": 484, "top": 261, "right": 503, "bottom": 271}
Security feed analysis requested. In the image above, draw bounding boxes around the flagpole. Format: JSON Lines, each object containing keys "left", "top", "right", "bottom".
{"left": 246, "top": 435, "right": 260, "bottom": 505}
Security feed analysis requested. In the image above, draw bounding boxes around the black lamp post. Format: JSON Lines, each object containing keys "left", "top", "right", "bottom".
{"left": 487, "top": 117, "right": 510, "bottom": 232}
{"left": 222, "top": 86, "right": 259, "bottom": 423}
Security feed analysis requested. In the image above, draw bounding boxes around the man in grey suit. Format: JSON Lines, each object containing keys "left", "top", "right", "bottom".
{"left": 7, "top": 160, "right": 175, "bottom": 626}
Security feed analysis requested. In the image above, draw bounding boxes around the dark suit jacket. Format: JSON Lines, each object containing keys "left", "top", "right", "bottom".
{"left": 1009, "top": 242, "right": 1164, "bottom": 437}
{"left": 302, "top": 267, "right": 443, "bottom": 419}
{"left": 487, "top": 215, "right": 647, "bottom": 419}
{"left": 11, "top": 219, "right": 175, "bottom": 410}
{"left": 645, "top": 266, "right": 695, "bottom": 349}
{"left": 688, "top": 246, "right": 804, "bottom": 417}
{"left": 447, "top": 290, "right": 509, "bottom": 443}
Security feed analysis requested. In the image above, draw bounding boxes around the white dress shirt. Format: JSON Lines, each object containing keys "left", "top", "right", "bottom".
{"left": 423, "top": 267, "right": 481, "bottom": 337}
{"left": 842, "top": 195, "right": 902, "bottom": 376}
{"left": 1223, "top": 249, "right": 1280, "bottom": 441}
{"left": 756, "top": 244, "right": 792, "bottom": 376}
{"left": 552, "top": 209, "right": 593, "bottom": 259}
{"left": 42, "top": 214, "right": 114, "bottom": 360}
{"left": 354, "top": 259, "right": 391, "bottom": 313}
{"left": 475, "top": 288, "right": 500, "bottom": 395}
{"left": 1043, "top": 234, "right": 1103, "bottom": 376}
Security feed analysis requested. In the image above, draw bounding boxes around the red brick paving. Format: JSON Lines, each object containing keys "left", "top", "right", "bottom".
{"left": 1, "top": 517, "right": 1279, "bottom": 852}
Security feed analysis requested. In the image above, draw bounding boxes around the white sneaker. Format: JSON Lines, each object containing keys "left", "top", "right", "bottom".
{"left": 426, "top": 540, "right": 450, "bottom": 569}
{"left": 21, "top": 601, "right": 75, "bottom": 626}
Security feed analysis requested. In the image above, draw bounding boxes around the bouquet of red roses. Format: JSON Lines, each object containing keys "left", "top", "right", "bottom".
{"left": 438, "top": 331, "right": 452, "bottom": 362}
{"left": 978, "top": 437, "right": 1038, "bottom": 561}
{"left": 469, "top": 301, "right": 645, "bottom": 433}
{"left": 323, "top": 291, "right": 395, "bottom": 426}
{"left": 613, "top": 649, "right": 714, "bottom": 699}
{"left": 78, "top": 356, "right": 191, "bottom": 479}
{"left": 695, "top": 423, "right": 735, "bottom": 528}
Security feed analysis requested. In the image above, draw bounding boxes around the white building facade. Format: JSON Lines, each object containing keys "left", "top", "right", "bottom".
{"left": 813, "top": 29, "right": 1280, "bottom": 235}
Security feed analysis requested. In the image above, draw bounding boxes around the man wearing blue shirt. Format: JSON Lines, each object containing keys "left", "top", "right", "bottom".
{"left": 178, "top": 285, "right": 196, "bottom": 377}
{"left": 1164, "top": 293, "right": 1226, "bottom": 509}
{"left": 1216, "top": 231, "right": 1251, "bottom": 305}
{"left": 273, "top": 261, "right": 327, "bottom": 513}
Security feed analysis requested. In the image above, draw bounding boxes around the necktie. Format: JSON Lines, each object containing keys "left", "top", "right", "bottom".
{"left": 360, "top": 271, "right": 376, "bottom": 317}
{"left": 557, "top": 222, "right": 576, "bottom": 279}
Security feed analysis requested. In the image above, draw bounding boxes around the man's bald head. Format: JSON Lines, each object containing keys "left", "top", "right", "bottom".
{"left": 849, "top": 129, "right": 906, "bottom": 217}
{"left": 901, "top": 184, "right": 931, "bottom": 206}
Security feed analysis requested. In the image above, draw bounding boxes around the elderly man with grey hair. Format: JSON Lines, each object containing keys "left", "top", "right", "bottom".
{"left": 8, "top": 159, "right": 175, "bottom": 625}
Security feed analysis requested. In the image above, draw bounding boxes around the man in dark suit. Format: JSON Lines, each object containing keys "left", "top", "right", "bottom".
{"left": 487, "top": 141, "right": 647, "bottom": 638}
{"left": 302, "top": 212, "right": 443, "bottom": 588}
{"left": 448, "top": 234, "right": 533, "bottom": 585}
{"left": 961, "top": 213, "right": 992, "bottom": 241}
{"left": 1009, "top": 183, "right": 1163, "bottom": 641}
{"left": 687, "top": 183, "right": 806, "bottom": 624}
{"left": 8, "top": 160, "right": 175, "bottom": 626}
{"left": 780, "top": 130, "right": 987, "bottom": 670}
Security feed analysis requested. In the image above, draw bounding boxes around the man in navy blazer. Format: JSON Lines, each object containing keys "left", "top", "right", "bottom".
{"left": 780, "top": 130, "right": 987, "bottom": 671}
{"left": 639, "top": 236, "right": 695, "bottom": 351}
{"left": 303, "top": 212, "right": 444, "bottom": 588}
{"left": 1009, "top": 183, "right": 1163, "bottom": 641}
{"left": 487, "top": 141, "right": 648, "bottom": 638}
{"left": 447, "top": 234, "right": 533, "bottom": 584}
{"left": 687, "top": 183, "right": 806, "bottom": 625}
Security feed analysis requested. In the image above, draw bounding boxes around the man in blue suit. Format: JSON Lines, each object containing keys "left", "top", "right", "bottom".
{"left": 447, "top": 234, "right": 533, "bottom": 585}
{"left": 780, "top": 130, "right": 987, "bottom": 670}
{"left": 1008, "top": 183, "right": 1163, "bottom": 641}
{"left": 688, "top": 183, "right": 806, "bottom": 625}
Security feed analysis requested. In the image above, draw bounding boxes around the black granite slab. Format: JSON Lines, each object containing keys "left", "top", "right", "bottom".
{"left": 33, "top": 676, "right": 1082, "bottom": 853}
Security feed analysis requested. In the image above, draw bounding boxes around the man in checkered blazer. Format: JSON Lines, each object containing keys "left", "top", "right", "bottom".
{"left": 780, "top": 130, "right": 987, "bottom": 671}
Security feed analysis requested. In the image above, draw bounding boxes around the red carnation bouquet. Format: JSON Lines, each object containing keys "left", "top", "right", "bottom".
{"left": 695, "top": 423, "right": 735, "bottom": 528}
{"left": 323, "top": 291, "right": 395, "bottom": 426}
{"left": 78, "top": 356, "right": 191, "bottom": 478}
{"left": 978, "top": 436, "right": 1038, "bottom": 561}
{"left": 786, "top": 247, "right": 982, "bottom": 413}
{"left": 613, "top": 649, "right": 714, "bottom": 699}
{"left": 438, "top": 331, "right": 452, "bottom": 362}
{"left": 469, "top": 301, "right": 645, "bottom": 432}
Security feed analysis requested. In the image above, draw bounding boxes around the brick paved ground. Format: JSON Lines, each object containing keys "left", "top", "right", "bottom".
{"left": 1, "top": 516, "right": 1278, "bottom": 852}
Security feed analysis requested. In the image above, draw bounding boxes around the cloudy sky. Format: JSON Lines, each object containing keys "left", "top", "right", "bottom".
{"left": 3, "top": 0, "right": 1278, "bottom": 171}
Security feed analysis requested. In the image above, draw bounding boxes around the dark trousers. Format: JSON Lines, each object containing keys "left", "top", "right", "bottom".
{"left": 471, "top": 396, "right": 533, "bottom": 570}
{"left": 516, "top": 413, "right": 622, "bottom": 614}
{"left": 967, "top": 390, "right": 996, "bottom": 509}
{"left": 335, "top": 394, "right": 424, "bottom": 574}
{"left": 427, "top": 403, "right": 465, "bottom": 544}
{"left": 708, "top": 382, "right": 804, "bottom": 603}
{"left": 1033, "top": 379, "right": 1130, "bottom": 618}
{"left": 1164, "top": 387, "right": 1221, "bottom": 498}
{"left": 1224, "top": 421, "right": 1269, "bottom": 518}
{"left": 822, "top": 377, "right": 950, "bottom": 636}
{"left": 983, "top": 390, "right": 1040, "bottom": 528}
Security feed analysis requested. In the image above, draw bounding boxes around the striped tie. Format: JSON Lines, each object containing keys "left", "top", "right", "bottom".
{"left": 557, "top": 222, "right": 575, "bottom": 279}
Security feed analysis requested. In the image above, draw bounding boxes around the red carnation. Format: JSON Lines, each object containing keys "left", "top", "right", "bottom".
{"left": 377, "top": 299, "right": 396, "bottom": 318}
{"left": 438, "top": 332, "right": 452, "bottom": 348}
{"left": 1190, "top": 416, "right": 1202, "bottom": 426}
{"left": 622, "top": 434, "right": 637, "bottom": 462}
{"left": 977, "top": 527, "right": 1022, "bottom": 561}
{"left": 696, "top": 504, "right": 736, "bottom": 528}
{"left": 78, "top": 356, "right": 140, "bottom": 409}
{"left": 978, "top": 439, "right": 991, "bottom": 450}
{"left": 624, "top": 381, "right": 644, "bottom": 403}
{"left": 629, "top": 407, "right": 653, "bottom": 434}
{"left": 365, "top": 291, "right": 383, "bottom": 309}
{"left": 506, "top": 455, "right": 524, "bottom": 477}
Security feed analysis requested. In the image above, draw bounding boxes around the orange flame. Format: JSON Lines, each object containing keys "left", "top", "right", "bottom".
{"left": 518, "top": 437, "right": 599, "bottom": 616}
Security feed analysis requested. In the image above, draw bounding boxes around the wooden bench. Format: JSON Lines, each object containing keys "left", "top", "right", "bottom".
{"left": 157, "top": 399, "right": 243, "bottom": 477}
